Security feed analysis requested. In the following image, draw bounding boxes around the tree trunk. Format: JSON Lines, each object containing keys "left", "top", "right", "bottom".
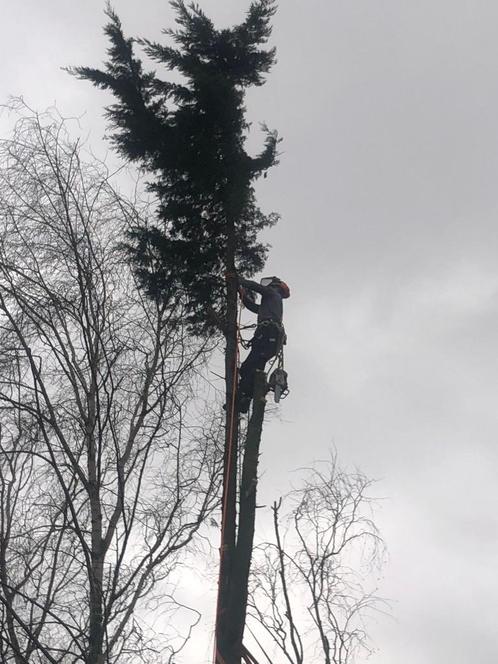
{"left": 217, "top": 210, "right": 269, "bottom": 663}
{"left": 225, "top": 371, "right": 267, "bottom": 662}
{"left": 231, "top": 372, "right": 267, "bottom": 653}
{"left": 216, "top": 227, "right": 240, "bottom": 663}
{"left": 88, "top": 545, "right": 105, "bottom": 664}
{"left": 87, "top": 384, "right": 105, "bottom": 664}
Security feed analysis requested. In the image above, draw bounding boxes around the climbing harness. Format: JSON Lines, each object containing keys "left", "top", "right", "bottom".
{"left": 239, "top": 318, "right": 289, "bottom": 405}
{"left": 263, "top": 320, "right": 289, "bottom": 403}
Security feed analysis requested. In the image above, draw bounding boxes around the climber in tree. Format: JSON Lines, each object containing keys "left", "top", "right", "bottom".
{"left": 237, "top": 276, "right": 290, "bottom": 413}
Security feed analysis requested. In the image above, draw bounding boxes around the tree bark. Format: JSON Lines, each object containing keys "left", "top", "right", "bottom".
{"left": 87, "top": 380, "right": 105, "bottom": 664}
{"left": 216, "top": 228, "right": 241, "bottom": 662}
{"left": 225, "top": 371, "right": 267, "bottom": 662}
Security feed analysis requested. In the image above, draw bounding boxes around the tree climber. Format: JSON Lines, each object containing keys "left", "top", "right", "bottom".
{"left": 237, "top": 276, "right": 290, "bottom": 413}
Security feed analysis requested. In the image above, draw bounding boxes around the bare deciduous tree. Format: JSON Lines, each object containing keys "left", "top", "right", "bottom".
{"left": 248, "top": 456, "right": 386, "bottom": 664}
{"left": 0, "top": 103, "right": 221, "bottom": 663}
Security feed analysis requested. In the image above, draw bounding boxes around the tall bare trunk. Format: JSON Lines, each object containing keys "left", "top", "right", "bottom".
{"left": 216, "top": 223, "right": 240, "bottom": 663}
{"left": 87, "top": 382, "right": 105, "bottom": 664}
{"left": 229, "top": 372, "right": 267, "bottom": 657}
{"left": 88, "top": 477, "right": 104, "bottom": 664}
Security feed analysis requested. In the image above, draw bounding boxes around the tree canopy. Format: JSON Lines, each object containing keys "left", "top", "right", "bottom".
{"left": 70, "top": 0, "right": 280, "bottom": 334}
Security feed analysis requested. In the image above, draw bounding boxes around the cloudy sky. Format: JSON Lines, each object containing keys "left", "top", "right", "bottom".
{"left": 2, "top": 1, "right": 498, "bottom": 662}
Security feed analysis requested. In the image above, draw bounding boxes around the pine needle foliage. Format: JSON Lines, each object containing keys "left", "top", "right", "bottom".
{"left": 70, "top": 1, "right": 280, "bottom": 335}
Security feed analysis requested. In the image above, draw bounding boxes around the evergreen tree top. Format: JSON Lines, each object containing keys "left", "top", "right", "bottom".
{"left": 151, "top": 0, "right": 277, "bottom": 87}
{"left": 70, "top": 1, "right": 280, "bottom": 335}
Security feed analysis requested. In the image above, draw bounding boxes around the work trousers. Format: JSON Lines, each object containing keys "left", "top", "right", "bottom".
{"left": 239, "top": 322, "right": 281, "bottom": 399}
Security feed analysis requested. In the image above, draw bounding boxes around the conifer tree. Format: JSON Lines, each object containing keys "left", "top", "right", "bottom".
{"left": 71, "top": 0, "right": 278, "bottom": 334}
{"left": 71, "top": 2, "right": 279, "bottom": 662}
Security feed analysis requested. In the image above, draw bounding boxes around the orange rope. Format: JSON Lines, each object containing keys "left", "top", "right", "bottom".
{"left": 213, "top": 302, "right": 243, "bottom": 664}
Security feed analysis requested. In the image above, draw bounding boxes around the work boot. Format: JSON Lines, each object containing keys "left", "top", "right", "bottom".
{"left": 223, "top": 397, "right": 250, "bottom": 414}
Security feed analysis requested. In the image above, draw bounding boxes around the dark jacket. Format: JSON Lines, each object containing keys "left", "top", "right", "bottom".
{"left": 239, "top": 278, "right": 283, "bottom": 325}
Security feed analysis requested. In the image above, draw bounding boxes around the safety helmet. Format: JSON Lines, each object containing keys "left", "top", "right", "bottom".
{"left": 260, "top": 276, "right": 290, "bottom": 299}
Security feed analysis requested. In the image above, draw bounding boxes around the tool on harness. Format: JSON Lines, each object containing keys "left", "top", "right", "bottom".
{"left": 267, "top": 327, "right": 289, "bottom": 403}
{"left": 268, "top": 365, "right": 288, "bottom": 402}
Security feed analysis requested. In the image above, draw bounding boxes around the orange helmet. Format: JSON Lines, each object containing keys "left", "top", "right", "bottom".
{"left": 277, "top": 280, "right": 290, "bottom": 299}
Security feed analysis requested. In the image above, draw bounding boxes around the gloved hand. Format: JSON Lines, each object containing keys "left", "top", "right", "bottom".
{"left": 240, "top": 286, "right": 256, "bottom": 302}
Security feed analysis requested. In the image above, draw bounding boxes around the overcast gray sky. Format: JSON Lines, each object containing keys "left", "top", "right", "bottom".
{"left": 2, "top": 1, "right": 498, "bottom": 662}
